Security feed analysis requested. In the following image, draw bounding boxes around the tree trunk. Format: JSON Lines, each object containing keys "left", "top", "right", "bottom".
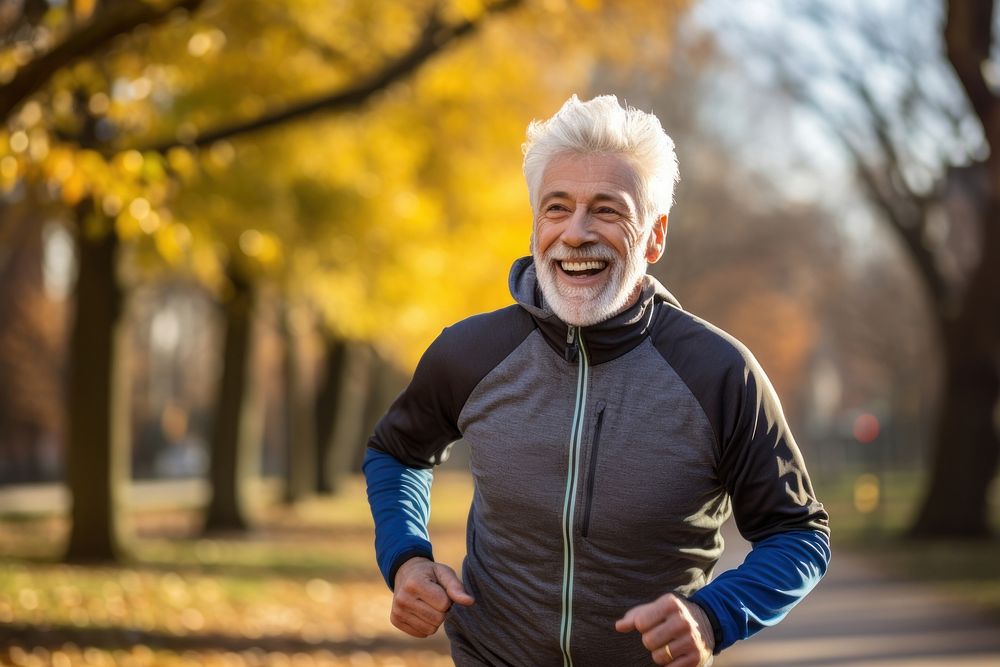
{"left": 358, "top": 349, "right": 409, "bottom": 470}
{"left": 64, "top": 213, "right": 130, "bottom": 562}
{"left": 911, "top": 188, "right": 1000, "bottom": 537}
{"left": 314, "top": 335, "right": 348, "bottom": 494}
{"left": 202, "top": 273, "right": 260, "bottom": 533}
{"left": 325, "top": 341, "right": 374, "bottom": 494}
{"left": 911, "top": 339, "right": 999, "bottom": 536}
{"left": 282, "top": 302, "right": 317, "bottom": 503}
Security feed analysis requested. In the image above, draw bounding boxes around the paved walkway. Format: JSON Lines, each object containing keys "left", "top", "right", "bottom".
{"left": 714, "top": 529, "right": 1000, "bottom": 666}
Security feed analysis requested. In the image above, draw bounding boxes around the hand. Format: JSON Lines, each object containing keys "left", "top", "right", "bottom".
{"left": 615, "top": 593, "right": 715, "bottom": 666}
{"left": 391, "top": 557, "right": 475, "bottom": 638}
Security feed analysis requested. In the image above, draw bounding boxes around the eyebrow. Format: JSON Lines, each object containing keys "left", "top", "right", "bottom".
{"left": 540, "top": 191, "right": 631, "bottom": 207}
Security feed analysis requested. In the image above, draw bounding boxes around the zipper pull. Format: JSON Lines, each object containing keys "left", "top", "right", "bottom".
{"left": 565, "top": 326, "right": 579, "bottom": 362}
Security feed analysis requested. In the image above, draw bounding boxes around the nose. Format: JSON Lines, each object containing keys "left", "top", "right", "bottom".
{"left": 560, "top": 209, "right": 596, "bottom": 247}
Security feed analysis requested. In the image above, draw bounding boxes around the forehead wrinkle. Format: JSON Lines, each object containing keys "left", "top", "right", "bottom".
{"left": 591, "top": 191, "right": 631, "bottom": 207}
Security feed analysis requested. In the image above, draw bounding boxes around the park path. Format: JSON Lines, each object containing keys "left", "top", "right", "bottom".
{"left": 714, "top": 527, "right": 1000, "bottom": 667}
{"left": 4, "top": 481, "right": 1000, "bottom": 666}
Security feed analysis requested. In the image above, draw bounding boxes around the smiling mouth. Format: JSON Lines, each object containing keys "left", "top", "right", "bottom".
{"left": 559, "top": 260, "right": 608, "bottom": 277}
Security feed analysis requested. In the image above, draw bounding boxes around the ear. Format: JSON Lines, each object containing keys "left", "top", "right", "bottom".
{"left": 645, "top": 214, "right": 668, "bottom": 263}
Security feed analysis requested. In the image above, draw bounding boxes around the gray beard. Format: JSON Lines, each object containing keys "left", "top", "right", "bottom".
{"left": 532, "top": 243, "right": 647, "bottom": 327}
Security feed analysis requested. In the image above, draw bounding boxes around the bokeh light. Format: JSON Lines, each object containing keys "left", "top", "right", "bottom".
{"left": 853, "top": 473, "right": 881, "bottom": 514}
{"left": 852, "top": 412, "right": 881, "bottom": 444}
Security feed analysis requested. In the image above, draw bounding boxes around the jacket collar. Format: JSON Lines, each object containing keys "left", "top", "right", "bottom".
{"left": 508, "top": 256, "right": 680, "bottom": 365}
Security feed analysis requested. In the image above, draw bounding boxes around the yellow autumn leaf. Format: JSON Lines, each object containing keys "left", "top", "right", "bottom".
{"left": 166, "top": 147, "right": 198, "bottom": 181}
{"left": 153, "top": 223, "right": 190, "bottom": 266}
{"left": 72, "top": 0, "right": 97, "bottom": 21}
{"left": 115, "top": 210, "right": 143, "bottom": 241}
{"left": 60, "top": 171, "right": 88, "bottom": 205}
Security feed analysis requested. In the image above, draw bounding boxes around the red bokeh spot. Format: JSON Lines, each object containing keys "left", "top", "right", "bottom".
{"left": 853, "top": 412, "right": 880, "bottom": 444}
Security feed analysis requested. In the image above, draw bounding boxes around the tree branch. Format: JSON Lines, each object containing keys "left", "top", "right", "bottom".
{"left": 811, "top": 10, "right": 931, "bottom": 207}
{"left": 135, "top": 0, "right": 523, "bottom": 154}
{"left": 0, "top": 0, "right": 47, "bottom": 43}
{"left": 0, "top": 0, "right": 206, "bottom": 122}
{"left": 945, "top": 0, "right": 996, "bottom": 138}
{"left": 852, "top": 155, "right": 950, "bottom": 309}
{"left": 770, "top": 66, "right": 950, "bottom": 308}
{"left": 750, "top": 6, "right": 952, "bottom": 308}
{"left": 828, "top": 120, "right": 949, "bottom": 307}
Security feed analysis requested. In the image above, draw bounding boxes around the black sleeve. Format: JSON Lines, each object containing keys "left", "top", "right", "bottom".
{"left": 368, "top": 305, "right": 536, "bottom": 468}
{"left": 714, "top": 346, "right": 829, "bottom": 540}
{"left": 652, "top": 307, "right": 829, "bottom": 541}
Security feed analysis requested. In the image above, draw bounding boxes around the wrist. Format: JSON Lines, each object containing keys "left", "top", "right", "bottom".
{"left": 393, "top": 555, "right": 433, "bottom": 587}
{"left": 388, "top": 549, "right": 434, "bottom": 590}
{"left": 687, "top": 598, "right": 717, "bottom": 653}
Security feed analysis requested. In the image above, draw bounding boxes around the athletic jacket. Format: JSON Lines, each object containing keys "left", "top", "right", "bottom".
{"left": 364, "top": 257, "right": 830, "bottom": 666}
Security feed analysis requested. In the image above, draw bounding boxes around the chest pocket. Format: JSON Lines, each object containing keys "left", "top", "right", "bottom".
{"left": 573, "top": 397, "right": 721, "bottom": 546}
{"left": 580, "top": 402, "right": 606, "bottom": 538}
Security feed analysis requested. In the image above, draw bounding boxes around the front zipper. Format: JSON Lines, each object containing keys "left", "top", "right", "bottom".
{"left": 559, "top": 326, "right": 588, "bottom": 667}
{"left": 565, "top": 325, "right": 579, "bottom": 361}
{"left": 580, "top": 406, "right": 605, "bottom": 539}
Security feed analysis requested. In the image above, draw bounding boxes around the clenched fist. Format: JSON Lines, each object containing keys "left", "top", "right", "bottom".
{"left": 391, "top": 557, "right": 475, "bottom": 638}
{"left": 615, "top": 593, "right": 714, "bottom": 666}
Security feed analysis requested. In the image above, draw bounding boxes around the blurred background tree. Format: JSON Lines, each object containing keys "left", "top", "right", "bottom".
{"left": 0, "top": 0, "right": 687, "bottom": 562}
{"left": 686, "top": 0, "right": 999, "bottom": 537}
{"left": 1, "top": 0, "right": 998, "bottom": 574}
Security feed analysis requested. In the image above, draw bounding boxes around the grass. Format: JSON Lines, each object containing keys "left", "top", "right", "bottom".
{"left": 0, "top": 472, "right": 475, "bottom": 667}
{"left": 2, "top": 469, "right": 998, "bottom": 665}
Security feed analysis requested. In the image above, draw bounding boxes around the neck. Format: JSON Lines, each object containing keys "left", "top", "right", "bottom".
{"left": 621, "top": 278, "right": 645, "bottom": 313}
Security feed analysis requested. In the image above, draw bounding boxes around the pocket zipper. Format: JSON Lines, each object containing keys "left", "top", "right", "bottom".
{"left": 580, "top": 407, "right": 605, "bottom": 538}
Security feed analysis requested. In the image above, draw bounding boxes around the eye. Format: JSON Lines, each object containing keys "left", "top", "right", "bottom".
{"left": 595, "top": 206, "right": 622, "bottom": 217}
{"left": 546, "top": 203, "right": 569, "bottom": 212}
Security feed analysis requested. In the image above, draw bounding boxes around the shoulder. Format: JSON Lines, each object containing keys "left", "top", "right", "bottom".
{"left": 373, "top": 305, "right": 536, "bottom": 462}
{"left": 649, "top": 302, "right": 754, "bottom": 380}
{"left": 427, "top": 304, "right": 535, "bottom": 362}
{"left": 649, "top": 302, "right": 771, "bottom": 448}
{"left": 417, "top": 304, "right": 536, "bottom": 391}
{"left": 437, "top": 304, "right": 534, "bottom": 348}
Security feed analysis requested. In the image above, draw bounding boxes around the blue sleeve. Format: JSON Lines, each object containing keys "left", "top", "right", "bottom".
{"left": 362, "top": 447, "right": 435, "bottom": 589}
{"left": 689, "top": 529, "right": 831, "bottom": 653}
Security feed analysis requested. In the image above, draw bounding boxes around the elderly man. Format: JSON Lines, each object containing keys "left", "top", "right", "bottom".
{"left": 363, "top": 95, "right": 830, "bottom": 666}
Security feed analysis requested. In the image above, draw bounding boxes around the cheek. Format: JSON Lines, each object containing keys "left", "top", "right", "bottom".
{"left": 606, "top": 223, "right": 641, "bottom": 257}
{"left": 533, "top": 220, "right": 560, "bottom": 254}
{"left": 627, "top": 222, "right": 651, "bottom": 253}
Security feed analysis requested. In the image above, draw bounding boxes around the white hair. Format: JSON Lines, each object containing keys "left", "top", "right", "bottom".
{"left": 522, "top": 94, "right": 679, "bottom": 225}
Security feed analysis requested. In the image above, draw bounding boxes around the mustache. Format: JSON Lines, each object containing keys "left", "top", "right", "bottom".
{"left": 543, "top": 244, "right": 617, "bottom": 262}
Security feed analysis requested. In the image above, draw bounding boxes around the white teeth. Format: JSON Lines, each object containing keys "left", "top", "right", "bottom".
{"left": 561, "top": 260, "right": 607, "bottom": 272}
